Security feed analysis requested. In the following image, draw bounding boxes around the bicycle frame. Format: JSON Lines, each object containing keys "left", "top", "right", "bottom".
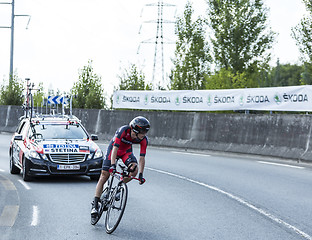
{"left": 91, "top": 159, "right": 143, "bottom": 232}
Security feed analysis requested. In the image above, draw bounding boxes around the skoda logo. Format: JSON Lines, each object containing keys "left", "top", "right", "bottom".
{"left": 144, "top": 95, "right": 148, "bottom": 105}
{"left": 207, "top": 95, "right": 212, "bottom": 106}
{"left": 239, "top": 95, "right": 244, "bottom": 106}
{"left": 116, "top": 95, "right": 120, "bottom": 104}
{"left": 175, "top": 96, "right": 180, "bottom": 106}
{"left": 274, "top": 93, "right": 282, "bottom": 105}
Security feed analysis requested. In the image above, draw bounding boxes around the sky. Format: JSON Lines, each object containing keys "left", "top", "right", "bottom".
{"left": 0, "top": 0, "right": 308, "bottom": 98}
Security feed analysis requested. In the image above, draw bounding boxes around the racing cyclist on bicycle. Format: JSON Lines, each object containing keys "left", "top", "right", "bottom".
{"left": 91, "top": 116, "right": 150, "bottom": 220}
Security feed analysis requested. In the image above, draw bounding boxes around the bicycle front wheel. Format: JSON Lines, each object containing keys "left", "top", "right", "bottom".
{"left": 105, "top": 182, "right": 128, "bottom": 234}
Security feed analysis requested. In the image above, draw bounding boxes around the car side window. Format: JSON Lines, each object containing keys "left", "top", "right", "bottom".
{"left": 17, "top": 121, "right": 26, "bottom": 134}
{"left": 20, "top": 122, "right": 29, "bottom": 137}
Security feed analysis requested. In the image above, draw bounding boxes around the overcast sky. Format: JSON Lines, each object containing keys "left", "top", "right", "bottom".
{"left": 0, "top": 0, "right": 308, "bottom": 97}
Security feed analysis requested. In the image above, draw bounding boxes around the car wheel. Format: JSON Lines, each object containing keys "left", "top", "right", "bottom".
{"left": 22, "top": 156, "right": 32, "bottom": 182}
{"left": 10, "top": 152, "right": 21, "bottom": 174}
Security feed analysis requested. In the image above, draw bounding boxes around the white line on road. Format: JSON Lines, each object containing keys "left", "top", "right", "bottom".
{"left": 31, "top": 206, "right": 39, "bottom": 226}
{"left": 18, "top": 180, "right": 31, "bottom": 190}
{"left": 0, "top": 205, "right": 19, "bottom": 227}
{"left": 147, "top": 167, "right": 312, "bottom": 240}
{"left": 171, "top": 151, "right": 211, "bottom": 157}
{"left": 0, "top": 169, "right": 5, "bottom": 172}
{"left": 0, "top": 180, "right": 17, "bottom": 190}
{"left": 258, "top": 161, "right": 305, "bottom": 169}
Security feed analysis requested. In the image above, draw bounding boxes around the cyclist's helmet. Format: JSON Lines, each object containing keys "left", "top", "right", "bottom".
{"left": 129, "top": 116, "right": 150, "bottom": 134}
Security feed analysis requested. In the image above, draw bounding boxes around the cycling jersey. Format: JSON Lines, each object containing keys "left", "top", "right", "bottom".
{"left": 102, "top": 125, "right": 148, "bottom": 171}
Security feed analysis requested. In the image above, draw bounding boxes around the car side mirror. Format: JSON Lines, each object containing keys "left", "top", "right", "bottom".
{"left": 91, "top": 134, "right": 98, "bottom": 141}
{"left": 14, "top": 135, "right": 23, "bottom": 141}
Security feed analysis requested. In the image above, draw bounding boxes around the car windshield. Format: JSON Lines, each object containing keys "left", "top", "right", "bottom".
{"left": 32, "top": 124, "right": 88, "bottom": 140}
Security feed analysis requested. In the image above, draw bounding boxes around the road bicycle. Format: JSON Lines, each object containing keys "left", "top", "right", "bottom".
{"left": 91, "top": 160, "right": 141, "bottom": 234}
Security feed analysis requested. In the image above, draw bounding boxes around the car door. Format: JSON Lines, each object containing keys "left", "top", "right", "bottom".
{"left": 12, "top": 120, "right": 27, "bottom": 167}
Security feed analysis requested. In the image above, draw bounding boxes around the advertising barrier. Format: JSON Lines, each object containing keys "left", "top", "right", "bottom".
{"left": 113, "top": 85, "right": 312, "bottom": 112}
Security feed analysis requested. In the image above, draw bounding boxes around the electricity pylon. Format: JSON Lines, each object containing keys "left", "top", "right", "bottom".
{"left": 138, "top": 0, "right": 176, "bottom": 89}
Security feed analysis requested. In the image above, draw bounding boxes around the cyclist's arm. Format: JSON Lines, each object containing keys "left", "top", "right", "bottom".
{"left": 111, "top": 126, "right": 127, "bottom": 165}
{"left": 139, "top": 156, "right": 145, "bottom": 174}
{"left": 110, "top": 146, "right": 118, "bottom": 165}
{"left": 139, "top": 137, "right": 148, "bottom": 174}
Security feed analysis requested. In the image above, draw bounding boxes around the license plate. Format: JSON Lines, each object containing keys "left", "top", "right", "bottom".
{"left": 57, "top": 165, "right": 80, "bottom": 170}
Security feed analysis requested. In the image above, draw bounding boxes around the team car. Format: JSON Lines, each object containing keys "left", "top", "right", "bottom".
{"left": 9, "top": 114, "right": 104, "bottom": 181}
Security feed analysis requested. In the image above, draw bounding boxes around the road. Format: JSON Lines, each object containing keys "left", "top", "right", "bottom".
{"left": 1, "top": 132, "right": 312, "bottom": 240}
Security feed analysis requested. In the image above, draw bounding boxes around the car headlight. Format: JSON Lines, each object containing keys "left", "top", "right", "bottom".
{"left": 29, "top": 150, "right": 41, "bottom": 160}
{"left": 94, "top": 149, "right": 103, "bottom": 159}
{"left": 40, "top": 153, "right": 48, "bottom": 161}
{"left": 88, "top": 149, "right": 103, "bottom": 160}
{"left": 29, "top": 150, "right": 48, "bottom": 161}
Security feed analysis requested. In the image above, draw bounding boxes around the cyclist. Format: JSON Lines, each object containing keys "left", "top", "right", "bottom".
{"left": 91, "top": 116, "right": 150, "bottom": 220}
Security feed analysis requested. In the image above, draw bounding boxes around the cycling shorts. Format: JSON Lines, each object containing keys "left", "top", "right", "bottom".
{"left": 102, "top": 143, "right": 138, "bottom": 171}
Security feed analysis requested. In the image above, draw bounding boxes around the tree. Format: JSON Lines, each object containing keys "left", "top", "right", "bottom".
{"left": 116, "top": 64, "right": 152, "bottom": 91}
{"left": 301, "top": 62, "right": 312, "bottom": 85}
{"left": 292, "top": 0, "right": 312, "bottom": 62}
{"left": 205, "top": 68, "right": 253, "bottom": 89}
{"left": 270, "top": 63, "right": 303, "bottom": 86}
{"left": 0, "top": 73, "right": 23, "bottom": 105}
{"left": 170, "top": 2, "right": 211, "bottom": 90}
{"left": 71, "top": 60, "right": 106, "bottom": 109}
{"left": 207, "top": 0, "right": 275, "bottom": 77}
{"left": 32, "top": 82, "right": 45, "bottom": 108}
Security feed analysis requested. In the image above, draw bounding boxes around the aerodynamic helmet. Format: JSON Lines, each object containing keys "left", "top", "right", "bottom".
{"left": 129, "top": 116, "right": 150, "bottom": 134}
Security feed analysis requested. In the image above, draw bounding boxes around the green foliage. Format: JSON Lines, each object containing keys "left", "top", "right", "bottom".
{"left": 0, "top": 74, "right": 23, "bottom": 105}
{"left": 170, "top": 2, "right": 211, "bottom": 90}
{"left": 292, "top": 0, "right": 312, "bottom": 62}
{"left": 116, "top": 64, "right": 152, "bottom": 90}
{"left": 32, "top": 82, "right": 45, "bottom": 107}
{"left": 300, "top": 62, "right": 312, "bottom": 85}
{"left": 71, "top": 60, "right": 106, "bottom": 109}
{"left": 207, "top": 0, "right": 275, "bottom": 76}
{"left": 270, "top": 61, "right": 304, "bottom": 86}
{"left": 205, "top": 68, "right": 256, "bottom": 89}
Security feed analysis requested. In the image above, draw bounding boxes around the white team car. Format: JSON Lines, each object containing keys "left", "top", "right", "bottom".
{"left": 9, "top": 114, "right": 103, "bottom": 181}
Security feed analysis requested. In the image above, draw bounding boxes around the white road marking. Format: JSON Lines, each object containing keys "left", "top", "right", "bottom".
{"left": 18, "top": 180, "right": 31, "bottom": 190}
{"left": 0, "top": 205, "right": 19, "bottom": 227}
{"left": 31, "top": 206, "right": 39, "bottom": 226}
{"left": 147, "top": 167, "right": 312, "bottom": 240}
{"left": 258, "top": 161, "right": 305, "bottom": 169}
{"left": 0, "top": 180, "right": 17, "bottom": 190}
{"left": 171, "top": 151, "right": 211, "bottom": 157}
{"left": 0, "top": 169, "right": 5, "bottom": 172}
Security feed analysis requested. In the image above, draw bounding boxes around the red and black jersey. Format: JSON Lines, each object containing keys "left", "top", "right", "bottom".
{"left": 111, "top": 125, "right": 148, "bottom": 157}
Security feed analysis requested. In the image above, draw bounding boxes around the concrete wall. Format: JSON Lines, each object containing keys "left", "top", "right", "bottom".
{"left": 1, "top": 105, "right": 312, "bottom": 162}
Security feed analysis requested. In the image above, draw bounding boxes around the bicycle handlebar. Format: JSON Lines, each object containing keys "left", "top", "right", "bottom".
{"left": 113, "top": 171, "right": 141, "bottom": 182}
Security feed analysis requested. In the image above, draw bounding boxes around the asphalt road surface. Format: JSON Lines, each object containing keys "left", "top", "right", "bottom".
{"left": 1, "top": 132, "right": 312, "bottom": 240}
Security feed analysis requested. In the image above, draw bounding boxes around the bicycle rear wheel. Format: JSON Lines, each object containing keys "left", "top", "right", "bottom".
{"left": 105, "top": 182, "right": 128, "bottom": 234}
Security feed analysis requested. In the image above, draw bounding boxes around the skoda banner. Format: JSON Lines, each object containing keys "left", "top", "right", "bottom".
{"left": 113, "top": 85, "right": 312, "bottom": 112}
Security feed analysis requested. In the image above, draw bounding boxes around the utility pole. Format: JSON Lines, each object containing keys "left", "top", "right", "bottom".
{"left": 0, "top": 0, "right": 30, "bottom": 83}
{"left": 9, "top": 0, "right": 15, "bottom": 80}
{"left": 138, "top": 1, "right": 175, "bottom": 89}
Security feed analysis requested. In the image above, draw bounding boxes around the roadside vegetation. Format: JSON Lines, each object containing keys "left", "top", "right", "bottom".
{"left": 1, "top": 0, "right": 312, "bottom": 109}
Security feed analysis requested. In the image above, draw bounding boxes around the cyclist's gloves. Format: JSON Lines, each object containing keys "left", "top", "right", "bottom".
{"left": 138, "top": 173, "right": 146, "bottom": 185}
{"left": 109, "top": 164, "right": 116, "bottom": 174}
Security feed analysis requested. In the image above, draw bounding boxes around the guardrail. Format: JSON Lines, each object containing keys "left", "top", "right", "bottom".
{"left": 1, "top": 105, "right": 312, "bottom": 162}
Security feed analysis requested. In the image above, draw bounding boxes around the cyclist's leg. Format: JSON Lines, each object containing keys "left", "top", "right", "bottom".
{"left": 95, "top": 170, "right": 110, "bottom": 199}
{"left": 93, "top": 143, "right": 113, "bottom": 209}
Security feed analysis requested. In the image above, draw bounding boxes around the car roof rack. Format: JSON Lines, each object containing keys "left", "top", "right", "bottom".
{"left": 22, "top": 78, "right": 75, "bottom": 121}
